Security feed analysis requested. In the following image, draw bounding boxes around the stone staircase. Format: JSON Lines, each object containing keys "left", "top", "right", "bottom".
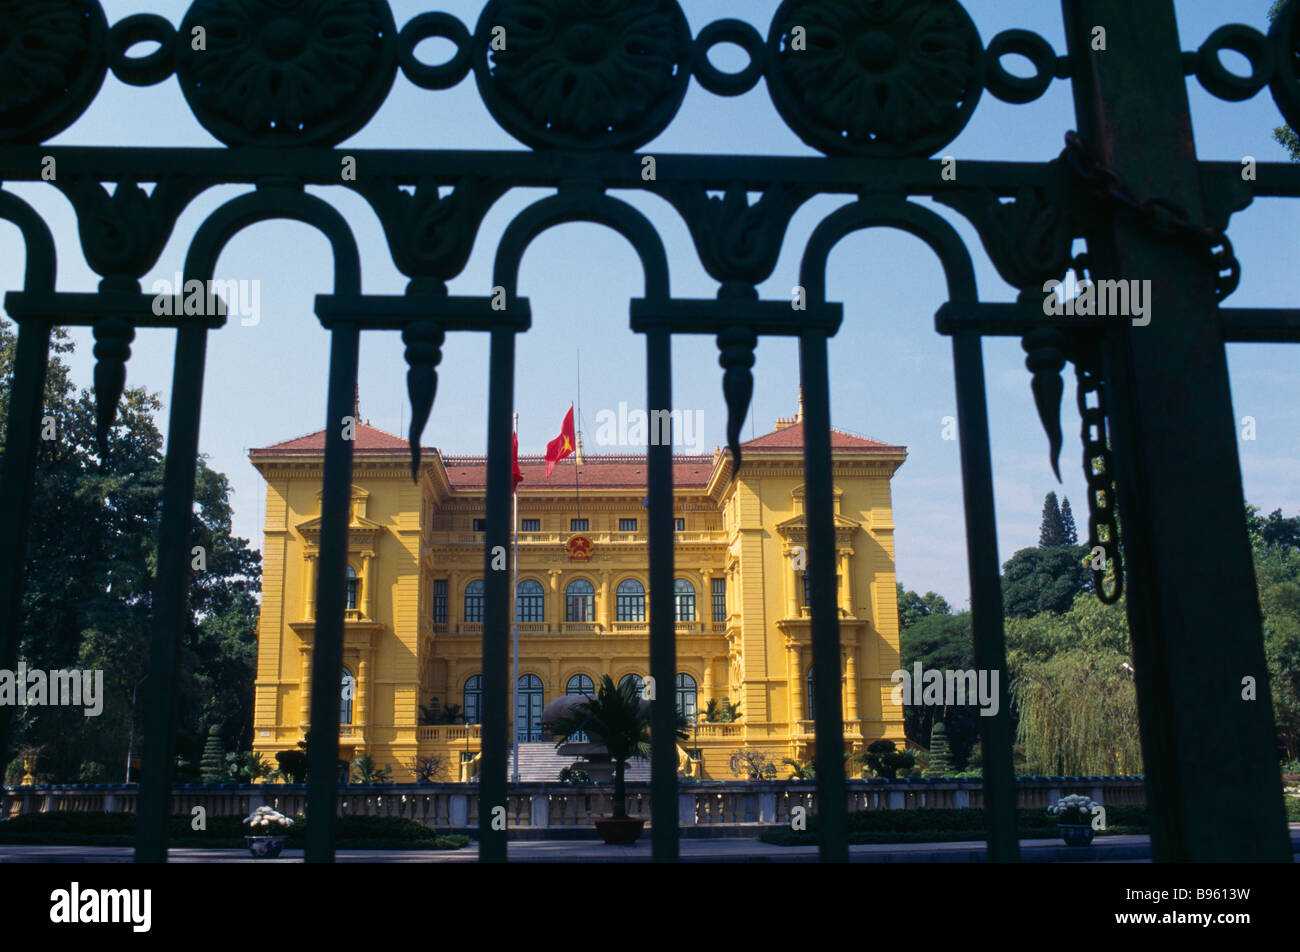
{"left": 511, "top": 742, "right": 651, "bottom": 782}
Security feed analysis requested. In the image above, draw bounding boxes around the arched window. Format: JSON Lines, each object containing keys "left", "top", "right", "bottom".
{"left": 517, "top": 674, "right": 544, "bottom": 742}
{"left": 566, "top": 673, "right": 595, "bottom": 696}
{"left": 675, "top": 673, "right": 697, "bottom": 720}
{"left": 673, "top": 578, "right": 696, "bottom": 621}
{"left": 807, "top": 667, "right": 815, "bottom": 721}
{"left": 464, "top": 579, "right": 485, "bottom": 623}
{"left": 566, "top": 578, "right": 595, "bottom": 622}
{"left": 345, "top": 565, "right": 358, "bottom": 611}
{"left": 618, "top": 673, "right": 645, "bottom": 697}
{"left": 565, "top": 673, "right": 595, "bottom": 742}
{"left": 616, "top": 578, "right": 646, "bottom": 622}
{"left": 463, "top": 675, "right": 482, "bottom": 725}
{"left": 341, "top": 668, "right": 355, "bottom": 724}
{"left": 516, "top": 579, "right": 544, "bottom": 623}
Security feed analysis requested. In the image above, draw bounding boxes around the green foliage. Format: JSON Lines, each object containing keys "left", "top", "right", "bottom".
{"left": 77, "top": 761, "right": 106, "bottom": 783}
{"left": 350, "top": 753, "right": 391, "bottom": 783}
{"left": 898, "top": 611, "right": 979, "bottom": 765}
{"left": 543, "top": 675, "right": 687, "bottom": 818}
{"left": 1006, "top": 592, "right": 1141, "bottom": 775}
{"left": 702, "top": 698, "right": 742, "bottom": 722}
{"left": 860, "top": 739, "right": 915, "bottom": 779}
{"left": 0, "top": 812, "right": 470, "bottom": 849}
{"left": 925, "top": 722, "right": 954, "bottom": 777}
{"left": 1059, "top": 498, "right": 1078, "bottom": 546}
{"left": 199, "top": 725, "right": 226, "bottom": 783}
{"left": 760, "top": 805, "right": 1152, "bottom": 846}
{"left": 226, "top": 751, "right": 272, "bottom": 783}
{"left": 0, "top": 321, "right": 260, "bottom": 782}
{"left": 558, "top": 765, "right": 591, "bottom": 783}
{"left": 408, "top": 756, "right": 448, "bottom": 783}
{"left": 1001, "top": 545, "right": 1092, "bottom": 618}
{"left": 274, "top": 749, "right": 308, "bottom": 784}
{"left": 782, "top": 758, "right": 815, "bottom": 780}
{"left": 896, "top": 584, "right": 952, "bottom": 632}
{"left": 1039, "top": 492, "right": 1068, "bottom": 547}
{"left": 730, "top": 748, "right": 777, "bottom": 780}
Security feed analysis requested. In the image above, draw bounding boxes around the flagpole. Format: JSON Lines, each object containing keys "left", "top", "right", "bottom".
{"left": 575, "top": 349, "right": 582, "bottom": 522}
{"left": 511, "top": 412, "right": 520, "bottom": 784}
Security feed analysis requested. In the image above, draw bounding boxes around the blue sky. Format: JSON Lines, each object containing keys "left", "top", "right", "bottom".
{"left": 2, "top": 0, "right": 1296, "bottom": 606}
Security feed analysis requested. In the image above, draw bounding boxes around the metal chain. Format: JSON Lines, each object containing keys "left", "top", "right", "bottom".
{"left": 1073, "top": 327, "right": 1124, "bottom": 605}
{"left": 1061, "top": 131, "right": 1240, "bottom": 301}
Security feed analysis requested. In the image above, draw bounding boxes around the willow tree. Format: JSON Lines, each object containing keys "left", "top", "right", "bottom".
{"left": 1006, "top": 592, "right": 1142, "bottom": 775}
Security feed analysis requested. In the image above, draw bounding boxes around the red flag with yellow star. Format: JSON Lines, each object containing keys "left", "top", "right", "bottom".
{"left": 545, "top": 405, "right": 576, "bottom": 478}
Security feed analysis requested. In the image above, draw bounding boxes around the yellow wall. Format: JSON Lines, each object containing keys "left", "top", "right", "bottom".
{"left": 250, "top": 422, "right": 906, "bottom": 782}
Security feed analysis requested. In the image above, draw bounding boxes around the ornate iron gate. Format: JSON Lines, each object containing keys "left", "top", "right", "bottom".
{"left": 0, "top": 0, "right": 1297, "bottom": 863}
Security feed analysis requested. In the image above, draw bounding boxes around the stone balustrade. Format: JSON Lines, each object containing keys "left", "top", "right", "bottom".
{"left": 1, "top": 778, "right": 1148, "bottom": 830}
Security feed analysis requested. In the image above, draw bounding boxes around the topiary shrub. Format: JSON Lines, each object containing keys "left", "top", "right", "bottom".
{"left": 925, "top": 722, "right": 954, "bottom": 777}
{"left": 860, "top": 739, "right": 916, "bottom": 779}
{"left": 199, "top": 725, "right": 226, "bottom": 783}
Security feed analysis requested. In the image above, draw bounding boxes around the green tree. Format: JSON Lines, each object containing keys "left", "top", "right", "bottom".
{"left": 543, "top": 675, "right": 687, "bottom": 818}
{"left": 1005, "top": 591, "right": 1142, "bottom": 775}
{"left": 1059, "top": 497, "right": 1078, "bottom": 546}
{"left": 898, "top": 611, "right": 979, "bottom": 766}
{"left": 0, "top": 320, "right": 261, "bottom": 781}
{"left": 1039, "top": 492, "right": 1067, "bottom": 547}
{"left": 925, "top": 722, "right": 954, "bottom": 777}
{"left": 1001, "top": 545, "right": 1091, "bottom": 618}
{"left": 199, "top": 725, "right": 226, "bottom": 783}
{"left": 896, "top": 584, "right": 952, "bottom": 632}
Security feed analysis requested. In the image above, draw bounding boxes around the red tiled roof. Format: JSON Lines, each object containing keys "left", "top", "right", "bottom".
{"left": 250, "top": 422, "right": 419, "bottom": 456}
{"left": 740, "top": 421, "right": 904, "bottom": 453}
{"left": 442, "top": 455, "right": 714, "bottom": 490}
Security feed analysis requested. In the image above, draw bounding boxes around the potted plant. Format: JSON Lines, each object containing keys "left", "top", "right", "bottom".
{"left": 242, "top": 805, "right": 293, "bottom": 857}
{"left": 542, "top": 675, "right": 687, "bottom": 844}
{"left": 1047, "top": 794, "right": 1099, "bottom": 846}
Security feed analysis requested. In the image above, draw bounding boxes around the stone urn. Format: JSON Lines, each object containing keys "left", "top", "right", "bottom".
{"left": 1058, "top": 823, "right": 1095, "bottom": 846}
{"left": 245, "top": 834, "right": 288, "bottom": 858}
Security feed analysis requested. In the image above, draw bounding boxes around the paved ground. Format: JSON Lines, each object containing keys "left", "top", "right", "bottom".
{"left": 0, "top": 834, "right": 1189, "bottom": 863}
{"left": 3, "top": 826, "right": 1295, "bottom": 862}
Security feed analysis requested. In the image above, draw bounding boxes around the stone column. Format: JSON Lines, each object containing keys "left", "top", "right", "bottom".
{"left": 361, "top": 550, "right": 375, "bottom": 618}
{"left": 303, "top": 553, "right": 317, "bottom": 621}
{"left": 785, "top": 554, "right": 798, "bottom": 619}
{"left": 448, "top": 570, "right": 461, "bottom": 628}
{"left": 356, "top": 650, "right": 370, "bottom": 737}
{"left": 701, "top": 569, "right": 713, "bottom": 625}
{"left": 787, "top": 644, "right": 803, "bottom": 725}
{"left": 845, "top": 647, "right": 858, "bottom": 724}
{"left": 839, "top": 549, "right": 853, "bottom": 616}
{"left": 549, "top": 570, "right": 562, "bottom": 631}
{"left": 598, "top": 570, "right": 611, "bottom": 630}
{"left": 299, "top": 645, "right": 313, "bottom": 730}
{"left": 701, "top": 657, "right": 714, "bottom": 708}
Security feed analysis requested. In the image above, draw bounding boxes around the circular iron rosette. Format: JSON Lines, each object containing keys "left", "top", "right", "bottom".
{"left": 766, "top": 0, "right": 984, "bottom": 158}
{"left": 175, "top": 0, "right": 398, "bottom": 147}
{"left": 1270, "top": 0, "right": 1300, "bottom": 131}
{"left": 472, "top": 0, "right": 693, "bottom": 151}
{"left": 0, "top": 0, "right": 109, "bottom": 143}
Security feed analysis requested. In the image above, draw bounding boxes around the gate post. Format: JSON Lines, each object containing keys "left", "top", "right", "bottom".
{"left": 304, "top": 323, "right": 360, "bottom": 863}
{"left": 1062, "top": 0, "right": 1290, "bottom": 860}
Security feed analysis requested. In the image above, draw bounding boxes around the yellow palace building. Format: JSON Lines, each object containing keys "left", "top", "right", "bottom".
{"left": 248, "top": 401, "right": 908, "bottom": 781}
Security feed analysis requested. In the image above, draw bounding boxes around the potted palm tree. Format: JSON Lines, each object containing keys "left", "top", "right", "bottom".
{"left": 542, "top": 675, "right": 687, "bottom": 845}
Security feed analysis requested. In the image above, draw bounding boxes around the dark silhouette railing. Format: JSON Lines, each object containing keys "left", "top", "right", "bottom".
{"left": 0, "top": 0, "right": 1296, "bottom": 864}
